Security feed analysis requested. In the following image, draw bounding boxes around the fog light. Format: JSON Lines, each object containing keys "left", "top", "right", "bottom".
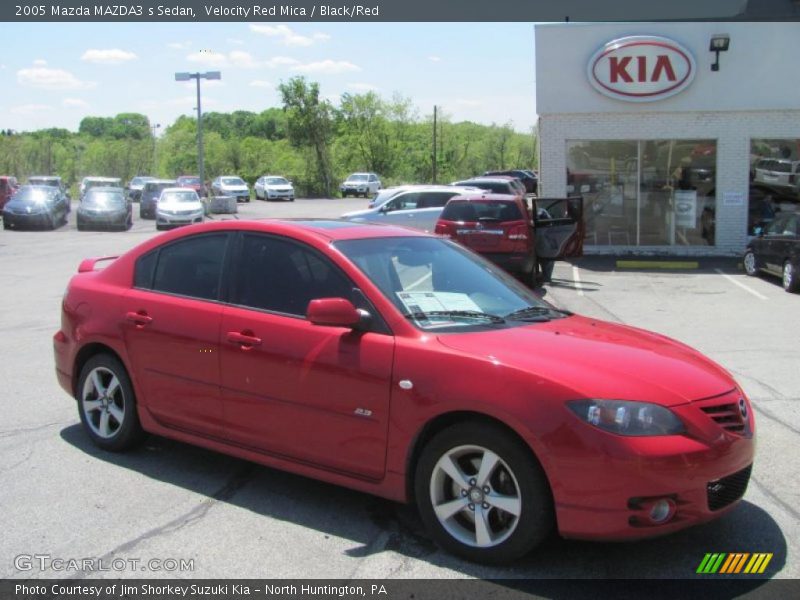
{"left": 647, "top": 499, "right": 676, "bottom": 524}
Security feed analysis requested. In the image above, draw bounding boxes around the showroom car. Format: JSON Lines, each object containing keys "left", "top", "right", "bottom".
{"left": 255, "top": 175, "right": 295, "bottom": 201}
{"left": 53, "top": 219, "right": 755, "bottom": 564}
{"left": 744, "top": 211, "right": 800, "bottom": 292}
{"left": 76, "top": 186, "right": 132, "bottom": 231}
{"left": 3, "top": 185, "right": 69, "bottom": 230}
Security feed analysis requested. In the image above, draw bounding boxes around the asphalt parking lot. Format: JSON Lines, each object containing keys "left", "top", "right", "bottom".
{"left": 0, "top": 197, "right": 797, "bottom": 584}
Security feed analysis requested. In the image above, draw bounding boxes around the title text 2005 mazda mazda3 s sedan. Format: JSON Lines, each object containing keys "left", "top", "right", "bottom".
{"left": 53, "top": 220, "right": 755, "bottom": 564}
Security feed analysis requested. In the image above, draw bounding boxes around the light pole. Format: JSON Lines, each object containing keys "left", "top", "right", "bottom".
{"left": 151, "top": 123, "right": 160, "bottom": 174}
{"left": 174, "top": 71, "right": 221, "bottom": 187}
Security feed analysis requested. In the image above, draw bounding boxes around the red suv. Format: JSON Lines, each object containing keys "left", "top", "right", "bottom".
{"left": 0, "top": 176, "right": 19, "bottom": 211}
{"left": 435, "top": 194, "right": 584, "bottom": 285}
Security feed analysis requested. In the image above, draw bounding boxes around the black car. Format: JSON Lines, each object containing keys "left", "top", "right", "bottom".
{"left": 483, "top": 169, "right": 538, "bottom": 194}
{"left": 140, "top": 179, "right": 177, "bottom": 219}
{"left": 744, "top": 212, "right": 800, "bottom": 293}
{"left": 77, "top": 187, "right": 132, "bottom": 231}
{"left": 126, "top": 176, "right": 156, "bottom": 202}
{"left": 28, "top": 175, "right": 71, "bottom": 213}
{"left": 2, "top": 185, "right": 69, "bottom": 230}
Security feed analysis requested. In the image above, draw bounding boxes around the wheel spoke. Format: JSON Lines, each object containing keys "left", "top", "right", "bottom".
{"left": 473, "top": 505, "right": 493, "bottom": 547}
{"left": 486, "top": 492, "right": 522, "bottom": 516}
{"left": 90, "top": 371, "right": 106, "bottom": 397}
{"left": 106, "top": 376, "right": 120, "bottom": 399}
{"left": 108, "top": 404, "right": 124, "bottom": 425}
{"left": 433, "top": 497, "right": 470, "bottom": 521}
{"left": 99, "top": 411, "right": 111, "bottom": 437}
{"left": 439, "top": 455, "right": 470, "bottom": 491}
{"left": 83, "top": 399, "right": 103, "bottom": 413}
{"left": 475, "top": 450, "right": 500, "bottom": 488}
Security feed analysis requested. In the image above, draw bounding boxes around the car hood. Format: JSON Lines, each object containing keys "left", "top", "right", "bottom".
{"left": 435, "top": 315, "right": 734, "bottom": 406}
{"left": 341, "top": 208, "right": 376, "bottom": 219}
{"left": 5, "top": 198, "right": 47, "bottom": 210}
{"left": 220, "top": 185, "right": 248, "bottom": 191}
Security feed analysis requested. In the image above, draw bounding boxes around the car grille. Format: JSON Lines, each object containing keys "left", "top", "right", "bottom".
{"left": 707, "top": 465, "right": 752, "bottom": 511}
{"left": 697, "top": 394, "right": 747, "bottom": 435}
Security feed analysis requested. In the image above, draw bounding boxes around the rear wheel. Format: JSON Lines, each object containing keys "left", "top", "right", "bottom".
{"left": 743, "top": 250, "right": 759, "bottom": 276}
{"left": 77, "top": 354, "right": 144, "bottom": 451}
{"left": 415, "top": 422, "right": 553, "bottom": 564}
{"left": 783, "top": 260, "right": 800, "bottom": 293}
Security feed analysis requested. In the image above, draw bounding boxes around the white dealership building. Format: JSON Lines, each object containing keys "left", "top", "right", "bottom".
{"left": 535, "top": 22, "right": 800, "bottom": 255}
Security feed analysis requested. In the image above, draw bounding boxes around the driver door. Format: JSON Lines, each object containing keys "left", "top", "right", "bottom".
{"left": 533, "top": 197, "right": 585, "bottom": 259}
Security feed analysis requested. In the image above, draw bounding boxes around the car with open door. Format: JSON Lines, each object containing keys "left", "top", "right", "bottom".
{"left": 54, "top": 219, "right": 754, "bottom": 564}
{"left": 435, "top": 194, "right": 584, "bottom": 285}
{"left": 744, "top": 211, "right": 800, "bottom": 292}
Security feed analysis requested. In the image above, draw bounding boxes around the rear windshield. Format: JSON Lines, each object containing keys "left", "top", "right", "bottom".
{"left": 456, "top": 181, "right": 512, "bottom": 194}
{"left": 441, "top": 200, "right": 523, "bottom": 222}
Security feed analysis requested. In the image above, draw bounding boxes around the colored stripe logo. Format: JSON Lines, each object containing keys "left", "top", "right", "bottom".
{"left": 697, "top": 553, "right": 773, "bottom": 574}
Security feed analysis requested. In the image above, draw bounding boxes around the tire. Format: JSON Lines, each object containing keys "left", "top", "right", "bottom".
{"left": 77, "top": 219, "right": 85, "bottom": 232}
{"left": 3, "top": 220, "right": 10, "bottom": 230}
{"left": 415, "top": 422, "right": 553, "bottom": 564}
{"left": 77, "top": 354, "right": 144, "bottom": 452}
{"left": 743, "top": 250, "right": 759, "bottom": 276}
{"left": 783, "top": 260, "right": 800, "bottom": 293}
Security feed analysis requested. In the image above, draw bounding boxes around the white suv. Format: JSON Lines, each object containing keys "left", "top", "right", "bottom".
{"left": 753, "top": 158, "right": 800, "bottom": 193}
{"left": 340, "top": 173, "right": 381, "bottom": 197}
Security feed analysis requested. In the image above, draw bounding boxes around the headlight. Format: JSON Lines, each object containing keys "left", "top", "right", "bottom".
{"left": 566, "top": 399, "right": 685, "bottom": 436}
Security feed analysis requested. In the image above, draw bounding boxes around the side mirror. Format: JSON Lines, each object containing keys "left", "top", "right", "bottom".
{"left": 306, "top": 298, "right": 368, "bottom": 329}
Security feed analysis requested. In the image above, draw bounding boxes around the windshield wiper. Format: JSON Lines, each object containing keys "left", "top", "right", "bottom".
{"left": 504, "top": 305, "right": 572, "bottom": 321}
{"left": 404, "top": 310, "right": 506, "bottom": 324}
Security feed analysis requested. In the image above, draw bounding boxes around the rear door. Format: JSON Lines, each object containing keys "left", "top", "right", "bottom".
{"left": 534, "top": 197, "right": 585, "bottom": 259}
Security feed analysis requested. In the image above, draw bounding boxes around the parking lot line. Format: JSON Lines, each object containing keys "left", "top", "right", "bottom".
{"left": 572, "top": 265, "right": 585, "bottom": 296}
{"left": 715, "top": 269, "right": 769, "bottom": 300}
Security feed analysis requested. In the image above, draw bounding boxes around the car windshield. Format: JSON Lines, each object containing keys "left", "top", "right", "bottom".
{"left": 265, "top": 177, "right": 289, "bottom": 185}
{"left": 160, "top": 191, "right": 199, "bottom": 204}
{"left": 335, "top": 237, "right": 560, "bottom": 331}
{"left": 179, "top": 177, "right": 202, "bottom": 185}
{"left": 84, "top": 191, "right": 126, "bottom": 208}
{"left": 13, "top": 187, "right": 52, "bottom": 204}
{"left": 222, "top": 177, "right": 245, "bottom": 185}
{"left": 348, "top": 174, "right": 369, "bottom": 182}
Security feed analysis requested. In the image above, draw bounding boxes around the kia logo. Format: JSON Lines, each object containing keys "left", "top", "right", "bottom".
{"left": 588, "top": 36, "right": 696, "bottom": 102}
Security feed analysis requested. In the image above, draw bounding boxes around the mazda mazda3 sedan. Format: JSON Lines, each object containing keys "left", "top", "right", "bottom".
{"left": 53, "top": 220, "right": 755, "bottom": 564}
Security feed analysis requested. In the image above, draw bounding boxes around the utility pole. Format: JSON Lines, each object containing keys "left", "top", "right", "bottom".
{"left": 174, "top": 71, "right": 221, "bottom": 186}
{"left": 432, "top": 105, "right": 437, "bottom": 184}
{"left": 151, "top": 123, "right": 161, "bottom": 175}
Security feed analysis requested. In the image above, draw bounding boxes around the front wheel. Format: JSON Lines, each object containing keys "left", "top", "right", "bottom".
{"left": 783, "top": 260, "right": 800, "bottom": 293}
{"left": 415, "top": 422, "right": 553, "bottom": 564}
{"left": 743, "top": 250, "right": 758, "bottom": 276}
{"left": 77, "top": 354, "right": 144, "bottom": 451}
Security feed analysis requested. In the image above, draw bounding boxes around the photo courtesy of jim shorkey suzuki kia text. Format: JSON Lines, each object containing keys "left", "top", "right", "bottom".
{"left": 40, "top": 4, "right": 381, "bottom": 18}
{"left": 15, "top": 584, "right": 388, "bottom": 596}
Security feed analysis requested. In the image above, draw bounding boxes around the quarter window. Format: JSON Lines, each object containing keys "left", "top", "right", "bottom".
{"left": 150, "top": 234, "right": 229, "bottom": 300}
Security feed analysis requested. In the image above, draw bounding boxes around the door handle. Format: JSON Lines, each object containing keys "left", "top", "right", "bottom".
{"left": 125, "top": 311, "right": 153, "bottom": 327}
{"left": 226, "top": 331, "right": 262, "bottom": 347}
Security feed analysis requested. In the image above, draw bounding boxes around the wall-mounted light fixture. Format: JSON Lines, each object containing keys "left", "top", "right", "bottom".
{"left": 709, "top": 34, "right": 730, "bottom": 72}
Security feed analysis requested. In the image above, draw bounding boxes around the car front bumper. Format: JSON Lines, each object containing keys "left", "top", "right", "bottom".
{"left": 265, "top": 189, "right": 295, "bottom": 200}
{"left": 2, "top": 211, "right": 53, "bottom": 229}
{"left": 156, "top": 210, "right": 204, "bottom": 227}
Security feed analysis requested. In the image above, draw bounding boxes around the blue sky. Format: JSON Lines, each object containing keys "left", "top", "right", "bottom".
{"left": 0, "top": 22, "right": 537, "bottom": 133}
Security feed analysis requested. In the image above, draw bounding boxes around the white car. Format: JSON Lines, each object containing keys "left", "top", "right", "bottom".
{"left": 211, "top": 176, "right": 250, "bottom": 203}
{"left": 341, "top": 185, "right": 480, "bottom": 233}
{"left": 255, "top": 175, "right": 295, "bottom": 201}
{"left": 340, "top": 172, "right": 381, "bottom": 197}
{"left": 155, "top": 188, "right": 205, "bottom": 230}
{"left": 753, "top": 158, "right": 800, "bottom": 194}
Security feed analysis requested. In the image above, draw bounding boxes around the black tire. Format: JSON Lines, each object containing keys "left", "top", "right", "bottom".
{"left": 77, "top": 219, "right": 85, "bottom": 232}
{"left": 3, "top": 220, "right": 10, "bottom": 230}
{"left": 415, "top": 421, "right": 553, "bottom": 564}
{"left": 77, "top": 354, "right": 145, "bottom": 452}
{"left": 783, "top": 260, "right": 800, "bottom": 293}
{"left": 743, "top": 250, "right": 759, "bottom": 277}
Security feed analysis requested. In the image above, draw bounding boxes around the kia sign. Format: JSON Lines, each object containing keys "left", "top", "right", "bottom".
{"left": 588, "top": 36, "right": 696, "bottom": 102}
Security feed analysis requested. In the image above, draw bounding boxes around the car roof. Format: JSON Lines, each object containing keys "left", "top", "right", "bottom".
{"left": 447, "top": 193, "right": 521, "bottom": 203}
{"left": 146, "top": 179, "right": 178, "bottom": 184}
{"left": 85, "top": 186, "right": 124, "bottom": 192}
{"left": 160, "top": 187, "right": 199, "bottom": 194}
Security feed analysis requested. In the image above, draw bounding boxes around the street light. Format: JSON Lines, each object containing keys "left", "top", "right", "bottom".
{"left": 174, "top": 71, "right": 221, "bottom": 187}
{"left": 151, "top": 123, "right": 161, "bottom": 174}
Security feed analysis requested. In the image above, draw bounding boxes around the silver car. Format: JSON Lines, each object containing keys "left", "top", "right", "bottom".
{"left": 155, "top": 188, "right": 205, "bottom": 230}
{"left": 255, "top": 175, "right": 295, "bottom": 201}
{"left": 340, "top": 172, "right": 381, "bottom": 197}
{"left": 340, "top": 185, "right": 479, "bottom": 232}
{"left": 211, "top": 176, "right": 250, "bottom": 203}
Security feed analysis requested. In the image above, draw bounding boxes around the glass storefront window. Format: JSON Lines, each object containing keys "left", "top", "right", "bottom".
{"left": 749, "top": 139, "right": 799, "bottom": 236}
{"left": 567, "top": 140, "right": 716, "bottom": 246}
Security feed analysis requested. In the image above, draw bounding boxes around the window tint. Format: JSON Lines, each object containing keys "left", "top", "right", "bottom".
{"left": 442, "top": 200, "right": 522, "bottom": 222}
{"left": 388, "top": 192, "right": 421, "bottom": 211}
{"left": 234, "top": 234, "right": 355, "bottom": 316}
{"left": 417, "top": 192, "right": 457, "bottom": 209}
{"left": 151, "top": 234, "right": 229, "bottom": 300}
{"left": 767, "top": 216, "right": 789, "bottom": 236}
{"left": 134, "top": 250, "right": 158, "bottom": 289}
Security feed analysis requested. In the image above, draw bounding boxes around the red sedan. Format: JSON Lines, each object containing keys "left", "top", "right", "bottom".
{"left": 53, "top": 219, "right": 755, "bottom": 563}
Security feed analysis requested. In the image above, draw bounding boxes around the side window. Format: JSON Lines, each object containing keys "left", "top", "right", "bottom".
{"left": 369, "top": 174, "right": 377, "bottom": 182}
{"left": 388, "top": 192, "right": 420, "bottom": 211}
{"left": 234, "top": 234, "right": 355, "bottom": 316}
{"left": 417, "top": 192, "right": 456, "bottom": 209}
{"left": 151, "top": 234, "right": 229, "bottom": 300}
{"left": 766, "top": 217, "right": 787, "bottom": 236}
{"left": 134, "top": 250, "right": 158, "bottom": 289}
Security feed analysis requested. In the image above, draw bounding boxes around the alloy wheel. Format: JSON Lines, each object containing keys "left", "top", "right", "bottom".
{"left": 81, "top": 366, "right": 125, "bottom": 439}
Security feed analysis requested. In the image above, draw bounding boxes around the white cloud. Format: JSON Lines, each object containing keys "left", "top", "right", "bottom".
{"left": 62, "top": 98, "right": 89, "bottom": 108}
{"left": 455, "top": 99, "right": 483, "bottom": 107}
{"left": 17, "top": 66, "right": 95, "bottom": 90}
{"left": 81, "top": 49, "right": 138, "bottom": 64}
{"left": 33, "top": 59, "right": 47, "bottom": 66}
{"left": 249, "top": 80, "right": 272, "bottom": 88}
{"left": 11, "top": 104, "right": 52, "bottom": 115}
{"left": 428, "top": 56, "right": 442, "bottom": 62}
{"left": 250, "top": 24, "right": 329, "bottom": 47}
{"left": 227, "top": 38, "right": 244, "bottom": 45}
{"left": 186, "top": 50, "right": 228, "bottom": 67}
{"left": 265, "top": 56, "right": 300, "bottom": 69}
{"left": 347, "top": 82, "right": 379, "bottom": 92}
{"left": 228, "top": 51, "right": 260, "bottom": 69}
{"left": 168, "top": 41, "right": 191, "bottom": 50}
{"left": 293, "top": 60, "right": 361, "bottom": 75}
